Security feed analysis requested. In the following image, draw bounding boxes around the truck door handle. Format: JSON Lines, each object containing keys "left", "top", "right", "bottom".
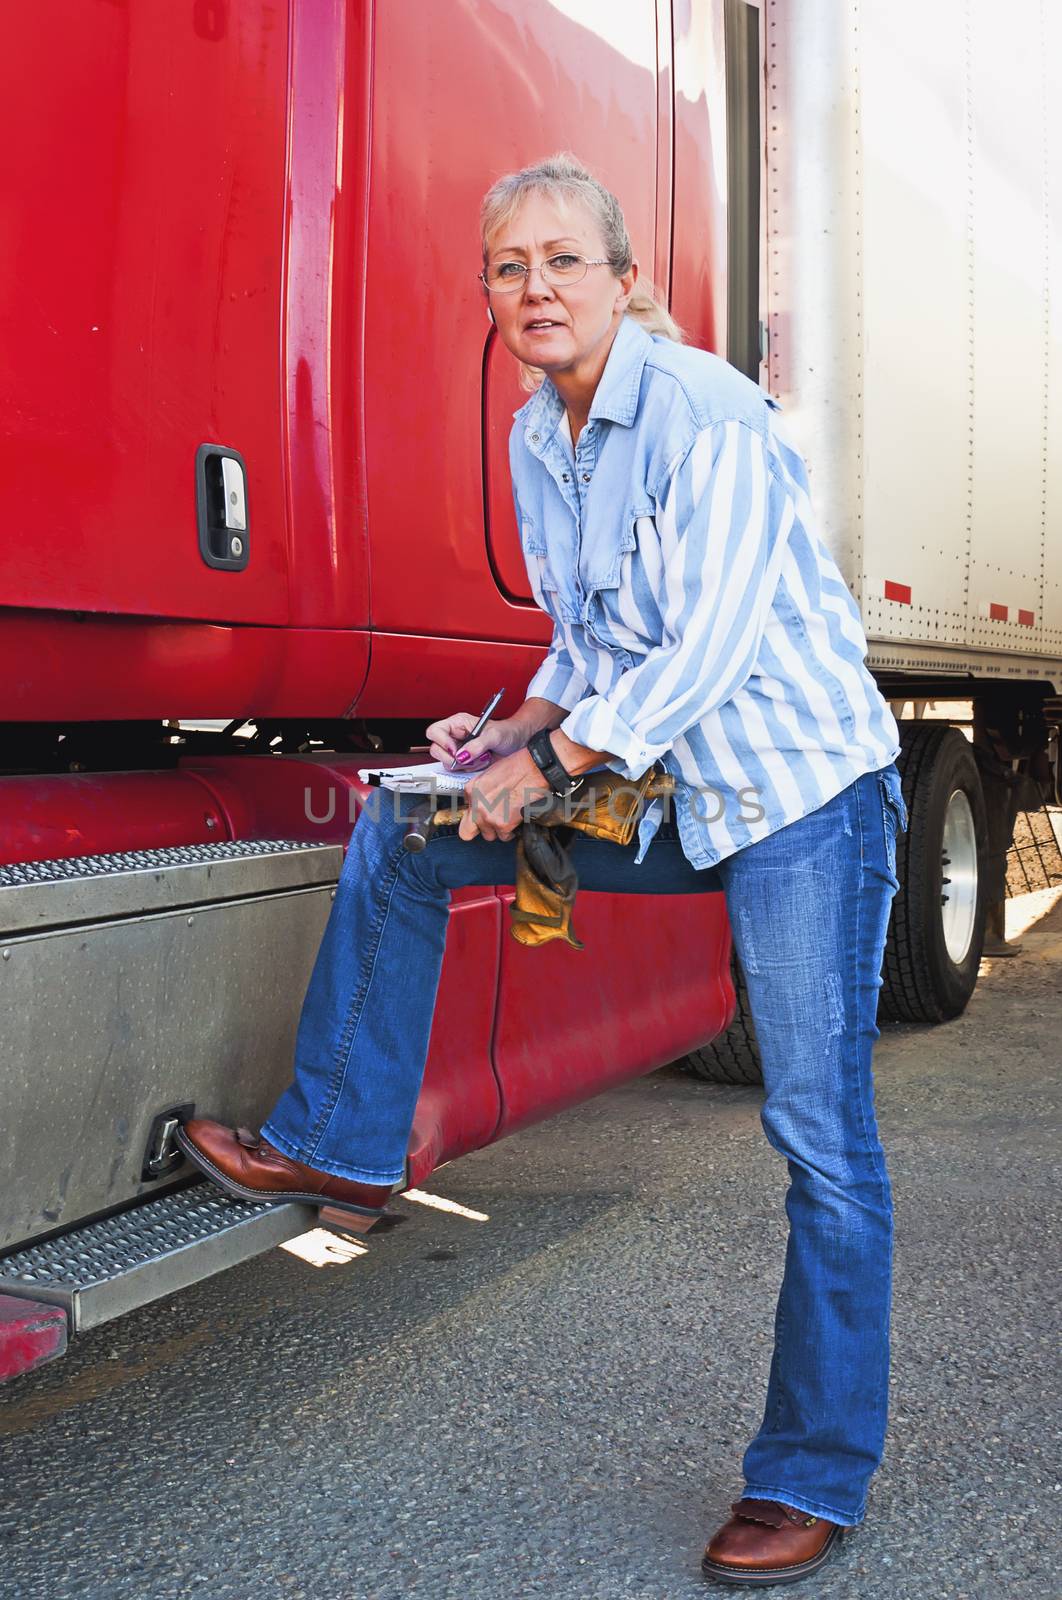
{"left": 195, "top": 443, "right": 250, "bottom": 569}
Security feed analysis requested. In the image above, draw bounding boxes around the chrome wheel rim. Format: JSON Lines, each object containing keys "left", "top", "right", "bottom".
{"left": 940, "top": 788, "right": 978, "bottom": 964}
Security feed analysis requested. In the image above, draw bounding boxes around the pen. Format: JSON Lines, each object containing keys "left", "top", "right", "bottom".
{"left": 450, "top": 687, "right": 505, "bottom": 770}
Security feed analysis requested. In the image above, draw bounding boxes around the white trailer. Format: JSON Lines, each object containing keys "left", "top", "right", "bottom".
{"left": 773, "top": 0, "right": 1060, "bottom": 1004}
{"left": 688, "top": 0, "right": 1060, "bottom": 1083}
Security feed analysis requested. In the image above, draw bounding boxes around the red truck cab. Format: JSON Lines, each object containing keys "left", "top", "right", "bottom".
{"left": 0, "top": 0, "right": 755, "bottom": 1378}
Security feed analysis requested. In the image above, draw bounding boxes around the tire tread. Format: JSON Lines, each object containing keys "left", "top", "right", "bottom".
{"left": 879, "top": 721, "right": 983, "bottom": 1023}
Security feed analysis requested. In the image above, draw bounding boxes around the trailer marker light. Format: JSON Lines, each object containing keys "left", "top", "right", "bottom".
{"left": 883, "top": 580, "right": 911, "bottom": 604}
{"left": 989, "top": 602, "right": 1008, "bottom": 622}
{"left": 1018, "top": 609, "right": 1035, "bottom": 626}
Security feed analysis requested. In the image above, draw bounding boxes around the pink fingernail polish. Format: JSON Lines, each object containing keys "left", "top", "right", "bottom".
{"left": 455, "top": 750, "right": 471, "bottom": 765}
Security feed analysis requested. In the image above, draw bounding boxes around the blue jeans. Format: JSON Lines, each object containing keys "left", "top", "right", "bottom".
{"left": 263, "top": 762, "right": 908, "bottom": 1526}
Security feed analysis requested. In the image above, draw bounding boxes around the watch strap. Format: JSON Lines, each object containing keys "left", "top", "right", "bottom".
{"left": 527, "top": 728, "right": 579, "bottom": 796}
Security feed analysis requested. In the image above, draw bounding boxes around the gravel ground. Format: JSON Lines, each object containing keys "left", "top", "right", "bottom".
{"left": 1, "top": 889, "right": 1059, "bottom": 1600}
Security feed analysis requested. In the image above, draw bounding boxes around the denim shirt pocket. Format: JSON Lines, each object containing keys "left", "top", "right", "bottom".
{"left": 521, "top": 518, "right": 564, "bottom": 615}
{"left": 520, "top": 516, "right": 546, "bottom": 560}
{"left": 579, "top": 505, "right": 646, "bottom": 647}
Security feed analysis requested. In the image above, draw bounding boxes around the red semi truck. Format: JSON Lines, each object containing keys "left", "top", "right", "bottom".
{"left": 2, "top": 0, "right": 1059, "bottom": 1380}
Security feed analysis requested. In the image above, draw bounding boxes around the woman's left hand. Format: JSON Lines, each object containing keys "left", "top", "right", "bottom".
{"left": 458, "top": 748, "right": 551, "bottom": 842}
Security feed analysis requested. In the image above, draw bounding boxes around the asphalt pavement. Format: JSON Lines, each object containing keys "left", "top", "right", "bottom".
{"left": 1, "top": 888, "right": 1059, "bottom": 1600}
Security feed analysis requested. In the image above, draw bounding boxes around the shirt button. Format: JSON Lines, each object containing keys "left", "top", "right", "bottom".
{"left": 562, "top": 473, "right": 570, "bottom": 481}
{"left": 530, "top": 432, "right": 540, "bottom": 443}
{"left": 582, "top": 472, "right": 591, "bottom": 483}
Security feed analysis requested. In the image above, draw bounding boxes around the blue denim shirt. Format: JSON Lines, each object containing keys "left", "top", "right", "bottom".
{"left": 509, "top": 314, "right": 900, "bottom": 868}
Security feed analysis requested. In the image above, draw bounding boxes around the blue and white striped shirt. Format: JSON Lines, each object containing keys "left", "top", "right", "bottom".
{"left": 509, "top": 313, "right": 900, "bottom": 869}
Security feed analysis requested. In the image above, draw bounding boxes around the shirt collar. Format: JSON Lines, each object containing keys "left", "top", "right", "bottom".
{"left": 518, "top": 314, "right": 654, "bottom": 453}
{"left": 587, "top": 313, "right": 653, "bottom": 426}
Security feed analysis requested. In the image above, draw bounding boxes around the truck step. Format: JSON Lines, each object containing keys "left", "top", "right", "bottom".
{"left": 0, "top": 1184, "right": 312, "bottom": 1334}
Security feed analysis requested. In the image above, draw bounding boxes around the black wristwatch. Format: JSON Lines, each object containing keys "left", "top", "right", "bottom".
{"left": 526, "top": 728, "right": 583, "bottom": 797}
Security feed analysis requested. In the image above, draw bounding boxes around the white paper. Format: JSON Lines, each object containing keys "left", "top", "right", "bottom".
{"left": 356, "top": 760, "right": 475, "bottom": 793}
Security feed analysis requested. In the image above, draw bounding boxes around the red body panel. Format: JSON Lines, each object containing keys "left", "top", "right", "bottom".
{"left": 0, "top": 0, "right": 730, "bottom": 716}
{"left": 0, "top": 2, "right": 293, "bottom": 627}
{"left": 671, "top": 0, "right": 728, "bottom": 353}
{"left": 0, "top": 612, "right": 370, "bottom": 723}
{"left": 284, "top": 0, "right": 373, "bottom": 631}
{"left": 492, "top": 887, "right": 734, "bottom": 1138}
{"left": 0, "top": 771, "right": 230, "bottom": 867}
{"left": 354, "top": 631, "right": 553, "bottom": 723}
{"left": 407, "top": 895, "right": 505, "bottom": 1189}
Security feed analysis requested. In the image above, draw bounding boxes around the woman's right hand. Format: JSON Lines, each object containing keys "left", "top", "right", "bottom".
{"left": 425, "top": 712, "right": 525, "bottom": 772}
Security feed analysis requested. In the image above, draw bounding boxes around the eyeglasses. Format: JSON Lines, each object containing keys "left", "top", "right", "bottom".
{"left": 478, "top": 253, "right": 609, "bottom": 293}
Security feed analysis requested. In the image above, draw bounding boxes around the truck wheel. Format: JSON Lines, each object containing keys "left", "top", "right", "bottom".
{"left": 879, "top": 721, "right": 988, "bottom": 1023}
{"left": 678, "top": 953, "right": 763, "bottom": 1086}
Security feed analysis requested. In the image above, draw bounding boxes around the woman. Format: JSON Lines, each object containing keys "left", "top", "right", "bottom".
{"left": 179, "top": 154, "right": 908, "bottom": 1588}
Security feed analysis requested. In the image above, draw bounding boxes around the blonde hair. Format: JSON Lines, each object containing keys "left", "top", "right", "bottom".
{"left": 479, "top": 151, "right": 684, "bottom": 392}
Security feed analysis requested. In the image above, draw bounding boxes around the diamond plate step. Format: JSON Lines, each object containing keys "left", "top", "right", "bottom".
{"left": 0, "top": 1185, "right": 313, "bottom": 1332}
{"left": 0, "top": 839, "right": 341, "bottom": 938}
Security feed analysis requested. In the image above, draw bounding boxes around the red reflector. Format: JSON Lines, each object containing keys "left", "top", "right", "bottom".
{"left": 1018, "top": 609, "right": 1035, "bottom": 626}
{"left": 0, "top": 1294, "right": 68, "bottom": 1380}
{"left": 884, "top": 580, "right": 911, "bottom": 604}
{"left": 989, "top": 602, "right": 1008, "bottom": 621}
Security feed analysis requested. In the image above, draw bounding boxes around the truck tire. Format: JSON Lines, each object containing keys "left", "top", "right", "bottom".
{"left": 879, "top": 721, "right": 988, "bottom": 1023}
{"left": 678, "top": 952, "right": 763, "bottom": 1086}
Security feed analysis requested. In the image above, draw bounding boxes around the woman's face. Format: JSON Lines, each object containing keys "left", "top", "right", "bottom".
{"left": 482, "top": 192, "right": 637, "bottom": 382}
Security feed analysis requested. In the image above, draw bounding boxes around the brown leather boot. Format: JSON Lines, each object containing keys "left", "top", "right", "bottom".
{"left": 701, "top": 1498, "right": 844, "bottom": 1586}
{"left": 175, "top": 1118, "right": 398, "bottom": 1221}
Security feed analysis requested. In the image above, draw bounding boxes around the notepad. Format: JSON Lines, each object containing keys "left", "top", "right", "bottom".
{"left": 356, "top": 760, "right": 474, "bottom": 793}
